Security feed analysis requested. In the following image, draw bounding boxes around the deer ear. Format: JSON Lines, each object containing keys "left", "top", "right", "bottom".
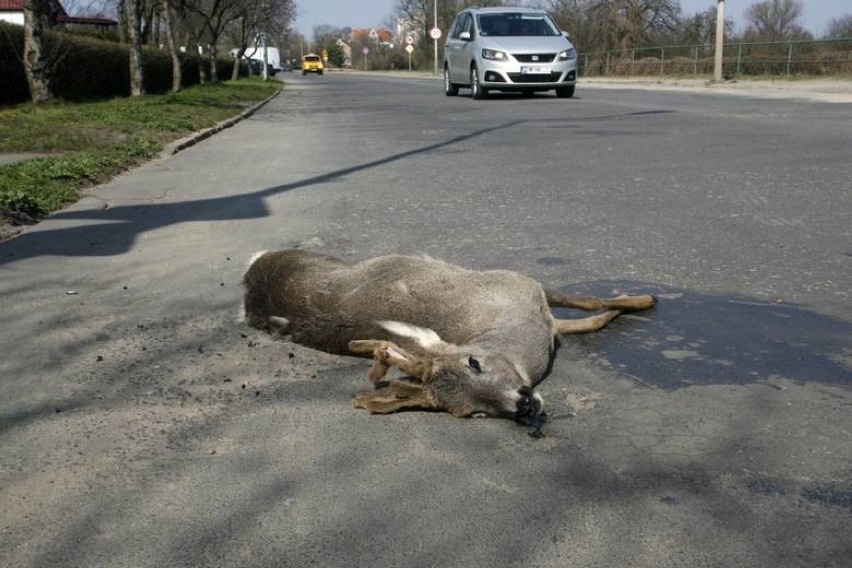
{"left": 377, "top": 320, "right": 444, "bottom": 350}
{"left": 352, "top": 379, "right": 438, "bottom": 414}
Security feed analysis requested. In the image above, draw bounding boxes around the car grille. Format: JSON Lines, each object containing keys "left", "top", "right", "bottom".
{"left": 507, "top": 72, "right": 562, "bottom": 83}
{"left": 513, "top": 53, "right": 556, "bottom": 63}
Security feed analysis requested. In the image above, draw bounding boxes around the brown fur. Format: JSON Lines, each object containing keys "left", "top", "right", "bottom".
{"left": 243, "top": 249, "right": 655, "bottom": 419}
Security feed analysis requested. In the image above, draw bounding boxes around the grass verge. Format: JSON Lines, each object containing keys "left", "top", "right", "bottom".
{"left": 0, "top": 77, "right": 280, "bottom": 231}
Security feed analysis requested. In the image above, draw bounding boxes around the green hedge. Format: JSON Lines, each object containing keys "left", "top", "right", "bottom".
{"left": 0, "top": 22, "right": 247, "bottom": 105}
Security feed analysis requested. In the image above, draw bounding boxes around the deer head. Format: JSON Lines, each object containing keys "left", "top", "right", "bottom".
{"left": 348, "top": 321, "right": 543, "bottom": 421}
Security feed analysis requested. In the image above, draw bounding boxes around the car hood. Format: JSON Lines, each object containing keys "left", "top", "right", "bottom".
{"left": 480, "top": 36, "right": 573, "bottom": 53}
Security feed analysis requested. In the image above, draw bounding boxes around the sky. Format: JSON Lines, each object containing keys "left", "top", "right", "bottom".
{"left": 294, "top": 1, "right": 850, "bottom": 39}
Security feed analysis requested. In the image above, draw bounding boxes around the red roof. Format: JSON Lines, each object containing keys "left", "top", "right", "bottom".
{"left": 0, "top": 0, "right": 24, "bottom": 9}
{"left": 0, "top": 0, "right": 67, "bottom": 16}
{"left": 351, "top": 28, "right": 394, "bottom": 43}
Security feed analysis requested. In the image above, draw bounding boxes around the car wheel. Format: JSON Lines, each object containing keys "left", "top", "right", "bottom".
{"left": 302, "top": 70, "right": 307, "bottom": 76}
{"left": 556, "top": 85, "right": 575, "bottom": 98}
{"left": 470, "top": 66, "right": 487, "bottom": 100}
{"left": 318, "top": 70, "right": 323, "bottom": 75}
{"left": 444, "top": 66, "right": 459, "bottom": 96}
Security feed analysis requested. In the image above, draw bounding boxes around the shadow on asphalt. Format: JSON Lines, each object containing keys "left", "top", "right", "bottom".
{"left": 552, "top": 281, "right": 851, "bottom": 389}
{"left": 1, "top": 108, "right": 676, "bottom": 265}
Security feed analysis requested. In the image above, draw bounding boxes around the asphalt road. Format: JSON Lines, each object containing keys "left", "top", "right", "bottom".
{"left": 1, "top": 73, "right": 850, "bottom": 567}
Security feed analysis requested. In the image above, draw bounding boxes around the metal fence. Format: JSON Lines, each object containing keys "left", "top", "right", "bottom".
{"left": 578, "top": 37, "right": 852, "bottom": 78}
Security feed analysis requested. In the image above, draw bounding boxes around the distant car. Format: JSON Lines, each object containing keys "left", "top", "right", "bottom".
{"left": 443, "top": 6, "right": 578, "bottom": 99}
{"left": 248, "top": 59, "right": 276, "bottom": 77}
{"left": 301, "top": 54, "right": 324, "bottom": 75}
{"left": 281, "top": 62, "right": 293, "bottom": 72}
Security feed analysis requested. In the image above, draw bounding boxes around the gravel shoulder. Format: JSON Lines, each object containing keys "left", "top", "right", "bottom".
{"left": 580, "top": 76, "right": 852, "bottom": 103}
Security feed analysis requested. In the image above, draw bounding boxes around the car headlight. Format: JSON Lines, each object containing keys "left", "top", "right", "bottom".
{"left": 559, "top": 47, "right": 577, "bottom": 60}
{"left": 481, "top": 48, "right": 508, "bottom": 61}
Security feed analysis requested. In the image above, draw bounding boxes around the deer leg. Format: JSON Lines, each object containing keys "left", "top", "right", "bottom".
{"left": 348, "top": 340, "right": 429, "bottom": 383}
{"left": 545, "top": 290, "right": 656, "bottom": 312}
{"left": 552, "top": 309, "right": 622, "bottom": 334}
{"left": 353, "top": 380, "right": 437, "bottom": 414}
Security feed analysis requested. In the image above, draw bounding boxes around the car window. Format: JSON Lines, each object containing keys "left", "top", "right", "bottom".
{"left": 477, "top": 13, "right": 560, "bottom": 37}
{"left": 451, "top": 13, "right": 473, "bottom": 39}
{"left": 448, "top": 14, "right": 462, "bottom": 38}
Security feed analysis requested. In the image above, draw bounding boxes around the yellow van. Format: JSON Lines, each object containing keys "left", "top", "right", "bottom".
{"left": 301, "top": 54, "right": 324, "bottom": 75}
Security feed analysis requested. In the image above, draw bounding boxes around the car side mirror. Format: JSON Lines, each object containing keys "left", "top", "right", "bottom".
{"left": 459, "top": 31, "right": 471, "bottom": 41}
{"left": 561, "top": 30, "right": 570, "bottom": 39}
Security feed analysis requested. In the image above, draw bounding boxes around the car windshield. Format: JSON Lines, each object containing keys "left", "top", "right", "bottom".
{"left": 477, "top": 13, "right": 560, "bottom": 37}
{"left": 305, "top": 56, "right": 320, "bottom": 62}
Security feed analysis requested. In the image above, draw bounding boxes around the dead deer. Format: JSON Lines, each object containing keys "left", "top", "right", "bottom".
{"left": 243, "top": 249, "right": 655, "bottom": 424}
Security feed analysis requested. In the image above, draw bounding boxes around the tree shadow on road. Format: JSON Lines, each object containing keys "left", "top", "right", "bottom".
{"left": 0, "top": 119, "right": 525, "bottom": 265}
{"left": 0, "top": 108, "right": 676, "bottom": 266}
{"left": 2, "top": 288, "right": 850, "bottom": 567}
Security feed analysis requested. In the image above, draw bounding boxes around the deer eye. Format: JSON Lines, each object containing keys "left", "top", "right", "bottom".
{"left": 467, "top": 356, "right": 482, "bottom": 373}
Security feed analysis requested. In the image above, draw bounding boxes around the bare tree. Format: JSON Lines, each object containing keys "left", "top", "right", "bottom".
{"left": 224, "top": 0, "right": 294, "bottom": 79}
{"left": 184, "top": 0, "right": 264, "bottom": 83}
{"left": 22, "top": 0, "right": 52, "bottom": 103}
{"left": 392, "top": 0, "right": 503, "bottom": 65}
{"left": 546, "top": 0, "right": 679, "bottom": 52}
{"left": 677, "top": 5, "right": 733, "bottom": 46}
{"left": 125, "top": 0, "right": 145, "bottom": 94}
{"left": 825, "top": 14, "right": 852, "bottom": 39}
{"left": 744, "top": 0, "right": 810, "bottom": 41}
{"left": 161, "top": 0, "right": 182, "bottom": 91}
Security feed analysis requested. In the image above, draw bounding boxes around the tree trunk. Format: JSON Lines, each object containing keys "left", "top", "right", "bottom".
{"left": 231, "top": 46, "right": 245, "bottom": 81}
{"left": 231, "top": 17, "right": 247, "bottom": 81}
{"left": 125, "top": 0, "right": 145, "bottom": 95}
{"left": 161, "top": 0, "right": 182, "bottom": 92}
{"left": 209, "top": 42, "right": 219, "bottom": 83}
{"left": 22, "top": 0, "right": 52, "bottom": 103}
{"left": 198, "top": 50, "right": 209, "bottom": 84}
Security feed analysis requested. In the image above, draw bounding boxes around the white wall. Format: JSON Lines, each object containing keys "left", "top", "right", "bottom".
{"left": 0, "top": 13, "right": 25, "bottom": 26}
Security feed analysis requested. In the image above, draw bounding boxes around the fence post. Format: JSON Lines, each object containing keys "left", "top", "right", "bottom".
{"left": 786, "top": 42, "right": 794, "bottom": 76}
{"left": 660, "top": 47, "right": 665, "bottom": 74}
{"left": 606, "top": 51, "right": 611, "bottom": 76}
{"left": 694, "top": 45, "right": 699, "bottom": 74}
{"left": 737, "top": 43, "right": 743, "bottom": 75}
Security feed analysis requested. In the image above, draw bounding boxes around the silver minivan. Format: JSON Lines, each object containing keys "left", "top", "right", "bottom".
{"left": 444, "top": 6, "right": 578, "bottom": 99}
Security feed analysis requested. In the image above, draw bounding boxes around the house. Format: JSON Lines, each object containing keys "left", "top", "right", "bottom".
{"left": 0, "top": 0, "right": 117, "bottom": 31}
{"left": 351, "top": 27, "right": 394, "bottom": 47}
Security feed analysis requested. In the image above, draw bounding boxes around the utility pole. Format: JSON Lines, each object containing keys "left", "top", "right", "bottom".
{"left": 260, "top": 32, "right": 269, "bottom": 81}
{"left": 433, "top": 0, "right": 438, "bottom": 75}
{"left": 714, "top": 0, "right": 726, "bottom": 82}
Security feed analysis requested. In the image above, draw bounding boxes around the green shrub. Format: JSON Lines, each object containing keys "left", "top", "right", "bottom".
{"left": 0, "top": 21, "right": 247, "bottom": 105}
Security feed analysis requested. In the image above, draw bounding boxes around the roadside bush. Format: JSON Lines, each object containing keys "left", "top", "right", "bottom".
{"left": 665, "top": 56, "right": 695, "bottom": 75}
{"left": 0, "top": 23, "right": 29, "bottom": 103}
{"left": 807, "top": 50, "right": 852, "bottom": 75}
{"left": 633, "top": 57, "right": 663, "bottom": 75}
{"left": 0, "top": 22, "right": 245, "bottom": 105}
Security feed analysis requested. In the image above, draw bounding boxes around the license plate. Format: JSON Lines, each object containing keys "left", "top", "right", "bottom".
{"left": 520, "top": 66, "right": 549, "bottom": 74}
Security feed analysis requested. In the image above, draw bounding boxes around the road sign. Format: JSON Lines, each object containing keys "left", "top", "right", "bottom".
{"left": 429, "top": 27, "right": 442, "bottom": 40}
{"left": 405, "top": 35, "right": 414, "bottom": 45}
{"left": 362, "top": 47, "right": 369, "bottom": 55}
{"left": 405, "top": 45, "right": 414, "bottom": 54}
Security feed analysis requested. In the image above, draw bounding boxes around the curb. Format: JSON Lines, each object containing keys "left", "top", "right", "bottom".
{"left": 159, "top": 88, "right": 283, "bottom": 159}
